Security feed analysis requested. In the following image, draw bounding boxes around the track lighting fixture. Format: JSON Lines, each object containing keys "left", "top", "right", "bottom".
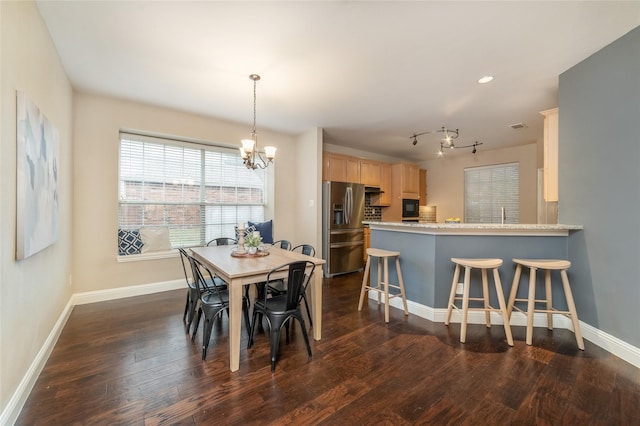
{"left": 411, "top": 127, "right": 482, "bottom": 157}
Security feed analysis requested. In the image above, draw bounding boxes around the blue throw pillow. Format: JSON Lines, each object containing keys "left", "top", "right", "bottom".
{"left": 118, "top": 228, "right": 143, "bottom": 255}
{"left": 248, "top": 220, "right": 273, "bottom": 244}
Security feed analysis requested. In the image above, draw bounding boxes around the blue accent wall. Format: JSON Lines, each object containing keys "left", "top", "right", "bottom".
{"left": 559, "top": 26, "right": 640, "bottom": 346}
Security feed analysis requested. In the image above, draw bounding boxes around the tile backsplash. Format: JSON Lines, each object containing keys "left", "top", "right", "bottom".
{"left": 364, "top": 193, "right": 382, "bottom": 221}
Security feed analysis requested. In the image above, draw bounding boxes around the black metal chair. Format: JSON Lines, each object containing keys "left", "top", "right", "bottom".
{"left": 291, "top": 244, "right": 316, "bottom": 326}
{"left": 272, "top": 240, "right": 292, "bottom": 250}
{"left": 179, "top": 247, "right": 214, "bottom": 334}
{"left": 262, "top": 240, "right": 293, "bottom": 301}
{"left": 189, "top": 254, "right": 251, "bottom": 360}
{"left": 291, "top": 244, "right": 315, "bottom": 257}
{"left": 248, "top": 260, "right": 316, "bottom": 371}
{"left": 206, "top": 237, "right": 237, "bottom": 247}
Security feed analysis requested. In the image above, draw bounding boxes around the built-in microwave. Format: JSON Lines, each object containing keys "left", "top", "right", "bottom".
{"left": 402, "top": 198, "right": 420, "bottom": 218}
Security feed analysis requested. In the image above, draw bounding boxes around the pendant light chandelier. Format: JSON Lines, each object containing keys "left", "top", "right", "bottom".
{"left": 239, "top": 74, "right": 276, "bottom": 169}
{"left": 410, "top": 127, "right": 482, "bottom": 157}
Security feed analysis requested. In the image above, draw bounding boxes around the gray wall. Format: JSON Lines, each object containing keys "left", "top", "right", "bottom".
{"left": 560, "top": 26, "right": 640, "bottom": 347}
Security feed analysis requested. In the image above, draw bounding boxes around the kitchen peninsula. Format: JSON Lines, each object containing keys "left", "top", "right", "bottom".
{"left": 366, "top": 222, "right": 584, "bottom": 322}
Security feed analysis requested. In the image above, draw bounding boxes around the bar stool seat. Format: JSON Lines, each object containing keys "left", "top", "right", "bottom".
{"left": 358, "top": 248, "right": 408, "bottom": 323}
{"left": 507, "top": 258, "right": 584, "bottom": 350}
{"left": 445, "top": 258, "right": 514, "bottom": 346}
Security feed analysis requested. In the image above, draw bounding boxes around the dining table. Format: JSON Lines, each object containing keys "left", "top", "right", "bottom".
{"left": 189, "top": 245, "right": 326, "bottom": 372}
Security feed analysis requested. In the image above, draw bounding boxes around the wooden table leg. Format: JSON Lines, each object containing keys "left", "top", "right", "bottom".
{"left": 310, "top": 269, "right": 323, "bottom": 340}
{"left": 228, "top": 278, "right": 242, "bottom": 372}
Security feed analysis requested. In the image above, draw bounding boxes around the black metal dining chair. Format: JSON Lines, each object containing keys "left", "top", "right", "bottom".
{"left": 179, "top": 247, "right": 215, "bottom": 334}
{"left": 291, "top": 244, "right": 316, "bottom": 326}
{"left": 189, "top": 254, "right": 251, "bottom": 360}
{"left": 206, "top": 237, "right": 237, "bottom": 247}
{"left": 248, "top": 260, "right": 316, "bottom": 371}
{"left": 272, "top": 240, "right": 292, "bottom": 250}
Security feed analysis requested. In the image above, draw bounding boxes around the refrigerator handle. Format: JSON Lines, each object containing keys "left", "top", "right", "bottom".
{"left": 344, "top": 187, "right": 352, "bottom": 225}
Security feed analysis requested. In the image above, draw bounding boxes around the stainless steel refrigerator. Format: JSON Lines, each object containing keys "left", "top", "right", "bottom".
{"left": 322, "top": 181, "right": 365, "bottom": 277}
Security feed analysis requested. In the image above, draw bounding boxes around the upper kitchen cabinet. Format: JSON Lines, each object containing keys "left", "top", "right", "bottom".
{"left": 419, "top": 169, "right": 427, "bottom": 206}
{"left": 541, "top": 108, "right": 559, "bottom": 202}
{"left": 360, "top": 160, "right": 381, "bottom": 187}
{"left": 393, "top": 163, "right": 420, "bottom": 199}
{"left": 323, "top": 152, "right": 360, "bottom": 183}
{"left": 370, "top": 162, "right": 391, "bottom": 206}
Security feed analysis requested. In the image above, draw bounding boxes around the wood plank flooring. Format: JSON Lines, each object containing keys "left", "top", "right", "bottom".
{"left": 17, "top": 272, "right": 640, "bottom": 425}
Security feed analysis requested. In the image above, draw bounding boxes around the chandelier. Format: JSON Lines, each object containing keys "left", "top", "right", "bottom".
{"left": 410, "top": 127, "right": 482, "bottom": 156}
{"left": 239, "top": 74, "right": 276, "bottom": 169}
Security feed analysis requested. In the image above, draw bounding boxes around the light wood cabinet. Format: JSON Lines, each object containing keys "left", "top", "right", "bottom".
{"left": 541, "top": 108, "right": 559, "bottom": 202}
{"left": 371, "top": 163, "right": 391, "bottom": 206}
{"left": 346, "top": 157, "right": 361, "bottom": 183}
{"left": 394, "top": 163, "right": 420, "bottom": 200}
{"left": 322, "top": 152, "right": 392, "bottom": 208}
{"left": 323, "top": 152, "right": 361, "bottom": 183}
{"left": 382, "top": 162, "right": 421, "bottom": 221}
{"left": 360, "top": 160, "right": 381, "bottom": 187}
{"left": 419, "top": 169, "right": 427, "bottom": 206}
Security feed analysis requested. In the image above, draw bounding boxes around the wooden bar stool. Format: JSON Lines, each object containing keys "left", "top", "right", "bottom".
{"left": 358, "top": 248, "right": 409, "bottom": 323}
{"left": 507, "top": 259, "right": 584, "bottom": 350}
{"left": 445, "top": 258, "right": 514, "bottom": 346}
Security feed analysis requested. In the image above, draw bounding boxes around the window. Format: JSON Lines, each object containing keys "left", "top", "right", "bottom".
{"left": 118, "top": 132, "right": 266, "bottom": 250}
{"left": 464, "top": 163, "right": 519, "bottom": 224}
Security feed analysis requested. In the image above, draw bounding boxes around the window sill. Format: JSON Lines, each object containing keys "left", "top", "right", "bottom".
{"left": 117, "top": 249, "right": 178, "bottom": 263}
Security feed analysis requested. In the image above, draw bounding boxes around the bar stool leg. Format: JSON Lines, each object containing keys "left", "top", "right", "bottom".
{"left": 561, "top": 270, "right": 585, "bottom": 350}
{"left": 482, "top": 268, "right": 491, "bottom": 327}
{"left": 445, "top": 264, "right": 461, "bottom": 325}
{"left": 507, "top": 264, "right": 522, "bottom": 318}
{"left": 545, "top": 269, "right": 553, "bottom": 330}
{"left": 460, "top": 266, "right": 472, "bottom": 343}
{"left": 526, "top": 267, "right": 537, "bottom": 345}
{"left": 384, "top": 256, "right": 390, "bottom": 323}
{"left": 493, "top": 268, "right": 514, "bottom": 346}
{"left": 377, "top": 259, "right": 382, "bottom": 305}
{"left": 395, "top": 257, "right": 409, "bottom": 316}
{"left": 358, "top": 254, "right": 371, "bottom": 311}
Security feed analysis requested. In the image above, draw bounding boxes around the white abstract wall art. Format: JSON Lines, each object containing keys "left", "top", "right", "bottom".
{"left": 16, "top": 91, "right": 59, "bottom": 260}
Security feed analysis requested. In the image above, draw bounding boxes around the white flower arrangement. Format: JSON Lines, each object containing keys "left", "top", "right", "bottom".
{"left": 244, "top": 233, "right": 263, "bottom": 248}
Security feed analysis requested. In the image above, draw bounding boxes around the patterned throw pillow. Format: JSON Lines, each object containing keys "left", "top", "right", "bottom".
{"left": 118, "top": 229, "right": 143, "bottom": 255}
{"left": 235, "top": 224, "right": 257, "bottom": 241}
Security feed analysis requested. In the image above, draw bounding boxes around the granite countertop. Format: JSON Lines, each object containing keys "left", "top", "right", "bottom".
{"left": 364, "top": 221, "right": 583, "bottom": 236}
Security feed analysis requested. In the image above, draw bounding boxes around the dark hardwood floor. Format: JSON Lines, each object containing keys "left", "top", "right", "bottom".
{"left": 17, "top": 272, "right": 640, "bottom": 425}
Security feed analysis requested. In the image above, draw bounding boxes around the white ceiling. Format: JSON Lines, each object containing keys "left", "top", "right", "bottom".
{"left": 36, "top": 1, "right": 640, "bottom": 161}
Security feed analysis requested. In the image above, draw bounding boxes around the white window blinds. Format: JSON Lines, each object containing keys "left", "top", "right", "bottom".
{"left": 118, "top": 132, "right": 266, "bottom": 248}
{"left": 464, "top": 162, "right": 519, "bottom": 224}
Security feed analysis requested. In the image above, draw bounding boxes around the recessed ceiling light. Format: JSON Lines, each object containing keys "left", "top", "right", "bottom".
{"left": 478, "top": 75, "right": 494, "bottom": 84}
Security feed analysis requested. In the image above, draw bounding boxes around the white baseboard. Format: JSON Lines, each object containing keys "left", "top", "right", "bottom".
{"left": 1, "top": 279, "right": 184, "bottom": 426}
{"left": 371, "top": 293, "right": 640, "bottom": 368}
{"left": 0, "top": 299, "right": 74, "bottom": 426}
{"left": 72, "top": 279, "right": 183, "bottom": 305}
